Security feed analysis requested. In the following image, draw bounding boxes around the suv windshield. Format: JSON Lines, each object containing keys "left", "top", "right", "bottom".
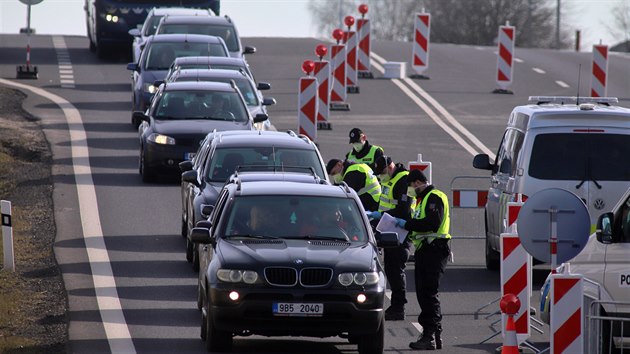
{"left": 207, "top": 147, "right": 326, "bottom": 182}
{"left": 222, "top": 196, "right": 367, "bottom": 242}
{"left": 157, "top": 24, "right": 239, "bottom": 52}
{"left": 145, "top": 42, "right": 227, "bottom": 70}
{"left": 529, "top": 133, "right": 630, "bottom": 181}
{"left": 155, "top": 90, "right": 249, "bottom": 122}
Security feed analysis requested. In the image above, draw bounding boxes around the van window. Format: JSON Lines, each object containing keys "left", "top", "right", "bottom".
{"left": 494, "top": 128, "right": 525, "bottom": 177}
{"left": 529, "top": 133, "right": 630, "bottom": 181}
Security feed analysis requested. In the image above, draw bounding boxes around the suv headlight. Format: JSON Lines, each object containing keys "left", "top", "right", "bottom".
{"left": 338, "top": 272, "right": 379, "bottom": 287}
{"left": 147, "top": 133, "right": 175, "bottom": 145}
{"left": 217, "top": 269, "right": 259, "bottom": 284}
{"left": 143, "top": 83, "right": 157, "bottom": 94}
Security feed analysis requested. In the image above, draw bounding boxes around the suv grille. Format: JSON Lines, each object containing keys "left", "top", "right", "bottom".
{"left": 264, "top": 267, "right": 332, "bottom": 287}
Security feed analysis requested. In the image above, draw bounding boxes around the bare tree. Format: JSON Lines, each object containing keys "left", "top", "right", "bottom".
{"left": 607, "top": 0, "right": 630, "bottom": 45}
{"left": 309, "top": 0, "right": 571, "bottom": 48}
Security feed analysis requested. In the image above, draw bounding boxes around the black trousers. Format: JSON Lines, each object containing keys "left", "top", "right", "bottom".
{"left": 414, "top": 238, "right": 449, "bottom": 335}
{"left": 384, "top": 244, "right": 411, "bottom": 309}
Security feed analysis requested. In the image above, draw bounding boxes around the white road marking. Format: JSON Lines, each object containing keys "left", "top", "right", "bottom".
{"left": 53, "top": 36, "right": 75, "bottom": 88}
{"left": 556, "top": 80, "right": 570, "bottom": 88}
{"left": 0, "top": 78, "right": 136, "bottom": 354}
{"left": 532, "top": 67, "right": 546, "bottom": 74}
{"left": 514, "top": 58, "right": 524, "bottom": 63}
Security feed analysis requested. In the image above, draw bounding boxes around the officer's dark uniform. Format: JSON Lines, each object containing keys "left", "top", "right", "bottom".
{"left": 373, "top": 156, "right": 413, "bottom": 321}
{"left": 402, "top": 170, "right": 451, "bottom": 350}
{"left": 346, "top": 128, "right": 384, "bottom": 172}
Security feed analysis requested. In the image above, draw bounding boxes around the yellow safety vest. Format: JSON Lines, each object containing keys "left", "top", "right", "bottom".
{"left": 378, "top": 170, "right": 414, "bottom": 212}
{"left": 410, "top": 188, "right": 451, "bottom": 249}
{"left": 347, "top": 145, "right": 383, "bottom": 166}
{"left": 344, "top": 163, "right": 381, "bottom": 203}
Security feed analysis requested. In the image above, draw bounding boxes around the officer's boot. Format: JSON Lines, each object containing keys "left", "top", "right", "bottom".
{"left": 435, "top": 330, "right": 442, "bottom": 349}
{"left": 409, "top": 333, "right": 436, "bottom": 350}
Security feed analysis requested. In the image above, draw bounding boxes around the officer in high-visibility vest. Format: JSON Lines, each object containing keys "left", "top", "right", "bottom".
{"left": 345, "top": 128, "right": 384, "bottom": 172}
{"left": 326, "top": 158, "right": 381, "bottom": 212}
{"left": 395, "top": 169, "right": 451, "bottom": 351}
{"left": 366, "top": 155, "right": 414, "bottom": 321}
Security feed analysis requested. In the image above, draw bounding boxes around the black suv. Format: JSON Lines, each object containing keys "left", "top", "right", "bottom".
{"left": 190, "top": 178, "right": 398, "bottom": 353}
{"left": 180, "top": 130, "right": 328, "bottom": 270}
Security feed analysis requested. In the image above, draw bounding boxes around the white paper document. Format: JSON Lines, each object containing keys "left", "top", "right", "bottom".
{"left": 375, "top": 213, "right": 409, "bottom": 244}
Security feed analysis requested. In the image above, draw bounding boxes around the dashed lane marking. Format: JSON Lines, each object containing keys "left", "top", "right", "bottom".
{"left": 52, "top": 36, "right": 75, "bottom": 88}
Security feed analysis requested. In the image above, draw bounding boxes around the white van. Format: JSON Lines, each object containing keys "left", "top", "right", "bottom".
{"left": 473, "top": 96, "right": 630, "bottom": 270}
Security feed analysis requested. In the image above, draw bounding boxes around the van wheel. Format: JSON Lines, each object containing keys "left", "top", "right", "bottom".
{"left": 485, "top": 236, "right": 500, "bottom": 271}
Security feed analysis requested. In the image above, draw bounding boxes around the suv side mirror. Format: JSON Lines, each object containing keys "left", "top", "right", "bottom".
{"left": 182, "top": 170, "right": 200, "bottom": 187}
{"left": 257, "top": 82, "right": 271, "bottom": 90}
{"left": 254, "top": 113, "right": 269, "bottom": 123}
{"left": 200, "top": 204, "right": 214, "bottom": 218}
{"left": 596, "top": 212, "right": 614, "bottom": 244}
{"left": 243, "top": 46, "right": 256, "bottom": 55}
{"left": 376, "top": 232, "right": 400, "bottom": 248}
{"left": 473, "top": 154, "right": 493, "bottom": 171}
{"left": 126, "top": 63, "right": 139, "bottom": 72}
{"left": 132, "top": 111, "right": 148, "bottom": 123}
{"left": 179, "top": 160, "right": 193, "bottom": 173}
{"left": 262, "top": 97, "right": 276, "bottom": 106}
{"left": 190, "top": 227, "right": 212, "bottom": 244}
{"left": 128, "top": 28, "right": 141, "bottom": 37}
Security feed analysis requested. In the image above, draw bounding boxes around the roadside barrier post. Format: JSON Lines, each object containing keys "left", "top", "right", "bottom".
{"left": 343, "top": 16, "right": 360, "bottom": 94}
{"left": 550, "top": 274, "right": 584, "bottom": 354}
{"left": 314, "top": 44, "right": 331, "bottom": 130}
{"left": 16, "top": 0, "right": 39, "bottom": 79}
{"left": 410, "top": 11, "right": 431, "bottom": 79}
{"left": 591, "top": 43, "right": 608, "bottom": 97}
{"left": 493, "top": 22, "right": 515, "bottom": 94}
{"left": 330, "top": 29, "right": 350, "bottom": 111}
{"left": 356, "top": 4, "right": 373, "bottom": 79}
{"left": 500, "top": 294, "right": 521, "bottom": 354}
{"left": 2, "top": 200, "right": 15, "bottom": 272}
{"left": 298, "top": 60, "right": 318, "bottom": 143}
{"left": 407, "top": 154, "right": 432, "bottom": 185}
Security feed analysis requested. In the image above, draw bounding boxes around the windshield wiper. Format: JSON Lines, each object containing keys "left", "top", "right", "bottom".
{"left": 287, "top": 235, "right": 350, "bottom": 242}
{"left": 575, "top": 176, "right": 602, "bottom": 189}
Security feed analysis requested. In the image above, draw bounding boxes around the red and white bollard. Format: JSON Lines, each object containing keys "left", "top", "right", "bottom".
{"left": 16, "top": 2, "right": 38, "bottom": 79}
{"left": 493, "top": 22, "right": 515, "bottom": 94}
{"left": 411, "top": 12, "right": 431, "bottom": 79}
{"left": 591, "top": 43, "right": 608, "bottom": 97}
{"left": 314, "top": 44, "right": 331, "bottom": 130}
{"left": 356, "top": 4, "right": 373, "bottom": 79}
{"left": 330, "top": 29, "right": 350, "bottom": 111}
{"left": 550, "top": 274, "right": 584, "bottom": 354}
{"left": 407, "top": 154, "right": 432, "bottom": 185}
{"left": 298, "top": 60, "right": 318, "bottom": 143}
{"left": 343, "top": 16, "right": 359, "bottom": 94}
{"left": 500, "top": 294, "right": 521, "bottom": 354}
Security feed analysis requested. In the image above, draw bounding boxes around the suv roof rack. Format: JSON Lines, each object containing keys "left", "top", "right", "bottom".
{"left": 528, "top": 96, "right": 619, "bottom": 106}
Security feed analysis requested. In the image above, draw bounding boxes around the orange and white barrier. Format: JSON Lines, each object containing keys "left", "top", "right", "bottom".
{"left": 2, "top": 200, "right": 15, "bottom": 272}
{"left": 452, "top": 190, "right": 488, "bottom": 208}
{"left": 330, "top": 29, "right": 350, "bottom": 111}
{"left": 298, "top": 60, "right": 318, "bottom": 142}
{"left": 407, "top": 153, "right": 432, "bottom": 185}
{"left": 343, "top": 16, "right": 359, "bottom": 94}
{"left": 495, "top": 23, "right": 515, "bottom": 93}
{"left": 500, "top": 293, "right": 520, "bottom": 354}
{"left": 411, "top": 12, "right": 430, "bottom": 79}
{"left": 591, "top": 44, "right": 608, "bottom": 97}
{"left": 356, "top": 4, "right": 373, "bottom": 79}
{"left": 314, "top": 45, "right": 331, "bottom": 130}
{"left": 500, "top": 234, "right": 531, "bottom": 344}
{"left": 550, "top": 274, "right": 584, "bottom": 354}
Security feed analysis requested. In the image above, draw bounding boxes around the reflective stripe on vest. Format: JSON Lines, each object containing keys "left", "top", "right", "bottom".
{"left": 378, "top": 170, "right": 409, "bottom": 212}
{"left": 410, "top": 188, "right": 451, "bottom": 249}
{"left": 344, "top": 163, "right": 381, "bottom": 203}
{"left": 347, "top": 145, "right": 383, "bottom": 166}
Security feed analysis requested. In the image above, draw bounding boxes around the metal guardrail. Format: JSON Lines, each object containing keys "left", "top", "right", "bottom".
{"left": 587, "top": 300, "right": 630, "bottom": 354}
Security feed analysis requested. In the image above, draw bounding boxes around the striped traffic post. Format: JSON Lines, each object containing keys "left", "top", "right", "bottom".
{"left": 550, "top": 274, "right": 584, "bottom": 354}
{"left": 2, "top": 200, "right": 15, "bottom": 272}
{"left": 493, "top": 22, "right": 515, "bottom": 94}
{"left": 314, "top": 44, "right": 331, "bottom": 130}
{"left": 407, "top": 154, "right": 432, "bottom": 185}
{"left": 356, "top": 4, "right": 373, "bottom": 79}
{"left": 330, "top": 29, "right": 350, "bottom": 111}
{"left": 591, "top": 44, "right": 608, "bottom": 97}
{"left": 298, "top": 60, "right": 318, "bottom": 143}
{"left": 343, "top": 16, "right": 360, "bottom": 94}
{"left": 411, "top": 12, "right": 431, "bottom": 79}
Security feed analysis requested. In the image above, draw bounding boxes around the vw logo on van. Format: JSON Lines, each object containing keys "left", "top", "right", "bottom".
{"left": 593, "top": 198, "right": 605, "bottom": 210}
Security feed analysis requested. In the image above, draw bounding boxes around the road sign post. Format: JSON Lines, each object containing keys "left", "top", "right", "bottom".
{"left": 17, "top": 0, "right": 43, "bottom": 79}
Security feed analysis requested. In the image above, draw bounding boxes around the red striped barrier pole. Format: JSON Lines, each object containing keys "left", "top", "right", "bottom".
{"left": 314, "top": 44, "right": 331, "bottom": 130}
{"left": 500, "top": 233, "right": 531, "bottom": 345}
{"left": 343, "top": 16, "right": 359, "bottom": 94}
{"left": 591, "top": 44, "right": 608, "bottom": 97}
{"left": 494, "top": 22, "right": 515, "bottom": 94}
{"left": 550, "top": 274, "right": 584, "bottom": 354}
{"left": 298, "top": 60, "right": 318, "bottom": 143}
{"left": 452, "top": 190, "right": 488, "bottom": 208}
{"left": 330, "top": 28, "right": 350, "bottom": 111}
{"left": 357, "top": 4, "right": 373, "bottom": 79}
{"left": 411, "top": 12, "right": 430, "bottom": 79}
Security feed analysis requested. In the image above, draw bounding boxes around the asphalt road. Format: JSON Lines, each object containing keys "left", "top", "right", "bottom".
{"left": 2, "top": 33, "right": 630, "bottom": 354}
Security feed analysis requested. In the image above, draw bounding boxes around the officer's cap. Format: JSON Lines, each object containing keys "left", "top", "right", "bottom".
{"left": 326, "top": 159, "right": 342, "bottom": 174}
{"left": 348, "top": 128, "right": 363, "bottom": 143}
{"left": 408, "top": 169, "right": 428, "bottom": 184}
{"left": 374, "top": 155, "right": 392, "bottom": 174}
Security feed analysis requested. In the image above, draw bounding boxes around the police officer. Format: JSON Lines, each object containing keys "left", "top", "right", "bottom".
{"left": 326, "top": 159, "right": 381, "bottom": 212}
{"left": 367, "top": 155, "right": 414, "bottom": 321}
{"left": 346, "top": 128, "right": 384, "bottom": 172}
{"left": 395, "top": 169, "right": 451, "bottom": 350}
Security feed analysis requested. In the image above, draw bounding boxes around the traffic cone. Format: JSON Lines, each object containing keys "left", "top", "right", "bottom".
{"left": 502, "top": 313, "right": 519, "bottom": 354}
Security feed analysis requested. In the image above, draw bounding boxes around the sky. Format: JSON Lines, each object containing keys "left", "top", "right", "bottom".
{"left": 0, "top": 0, "right": 625, "bottom": 50}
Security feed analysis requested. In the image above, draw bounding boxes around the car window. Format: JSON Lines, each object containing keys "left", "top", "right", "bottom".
{"left": 145, "top": 42, "right": 228, "bottom": 70}
{"left": 206, "top": 147, "right": 326, "bottom": 182}
{"left": 155, "top": 90, "right": 249, "bottom": 122}
{"left": 144, "top": 15, "right": 164, "bottom": 36}
{"left": 529, "top": 133, "right": 630, "bottom": 181}
{"left": 157, "top": 24, "right": 239, "bottom": 52}
{"left": 176, "top": 77, "right": 258, "bottom": 106}
{"left": 222, "top": 195, "right": 367, "bottom": 242}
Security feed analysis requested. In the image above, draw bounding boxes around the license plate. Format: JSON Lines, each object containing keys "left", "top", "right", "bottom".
{"left": 185, "top": 152, "right": 196, "bottom": 160}
{"left": 272, "top": 303, "right": 323, "bottom": 317}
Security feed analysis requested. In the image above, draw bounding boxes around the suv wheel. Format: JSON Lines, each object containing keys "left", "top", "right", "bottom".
{"left": 140, "top": 147, "right": 156, "bottom": 183}
{"left": 356, "top": 317, "right": 384, "bottom": 354}
{"left": 485, "top": 235, "right": 500, "bottom": 271}
{"left": 181, "top": 217, "right": 187, "bottom": 238}
{"left": 192, "top": 244, "right": 200, "bottom": 272}
{"left": 201, "top": 302, "right": 232, "bottom": 352}
{"left": 186, "top": 238, "right": 194, "bottom": 263}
